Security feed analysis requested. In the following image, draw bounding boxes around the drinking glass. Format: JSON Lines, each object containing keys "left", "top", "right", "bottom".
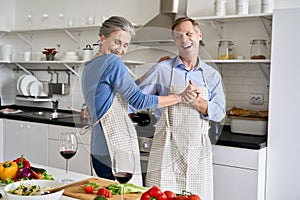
{"left": 42, "top": 13, "right": 48, "bottom": 28}
{"left": 27, "top": 14, "right": 32, "bottom": 29}
{"left": 112, "top": 150, "right": 135, "bottom": 200}
{"left": 59, "top": 132, "right": 78, "bottom": 184}
{"left": 58, "top": 12, "right": 64, "bottom": 27}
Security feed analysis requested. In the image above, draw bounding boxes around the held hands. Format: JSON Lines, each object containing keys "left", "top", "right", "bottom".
{"left": 179, "top": 80, "right": 199, "bottom": 103}
{"left": 178, "top": 80, "right": 208, "bottom": 115}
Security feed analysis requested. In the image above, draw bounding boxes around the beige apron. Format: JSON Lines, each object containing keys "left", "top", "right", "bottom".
{"left": 146, "top": 68, "right": 213, "bottom": 200}
{"left": 100, "top": 93, "right": 143, "bottom": 186}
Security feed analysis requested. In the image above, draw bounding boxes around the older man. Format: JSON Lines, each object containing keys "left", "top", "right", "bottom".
{"left": 135, "top": 17, "right": 226, "bottom": 200}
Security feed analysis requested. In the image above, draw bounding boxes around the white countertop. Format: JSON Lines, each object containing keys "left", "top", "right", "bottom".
{"left": 0, "top": 163, "right": 92, "bottom": 200}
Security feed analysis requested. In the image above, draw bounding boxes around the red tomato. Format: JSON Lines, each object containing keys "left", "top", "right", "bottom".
{"left": 158, "top": 193, "right": 168, "bottom": 200}
{"left": 97, "top": 188, "right": 112, "bottom": 198}
{"left": 147, "top": 186, "right": 164, "bottom": 198}
{"left": 164, "top": 190, "right": 177, "bottom": 200}
{"left": 140, "top": 192, "right": 151, "bottom": 200}
{"left": 187, "top": 194, "right": 201, "bottom": 200}
{"left": 174, "top": 196, "right": 188, "bottom": 200}
{"left": 83, "top": 185, "right": 95, "bottom": 194}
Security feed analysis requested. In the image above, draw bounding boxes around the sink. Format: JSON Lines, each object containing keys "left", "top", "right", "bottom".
{"left": 22, "top": 111, "right": 79, "bottom": 120}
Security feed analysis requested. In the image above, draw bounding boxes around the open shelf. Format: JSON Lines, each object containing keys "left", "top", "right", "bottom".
{"left": 192, "top": 13, "right": 272, "bottom": 23}
{"left": 203, "top": 59, "right": 271, "bottom": 63}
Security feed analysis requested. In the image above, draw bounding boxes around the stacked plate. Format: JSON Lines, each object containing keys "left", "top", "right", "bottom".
{"left": 17, "top": 75, "right": 45, "bottom": 97}
{"left": 61, "top": 51, "right": 80, "bottom": 61}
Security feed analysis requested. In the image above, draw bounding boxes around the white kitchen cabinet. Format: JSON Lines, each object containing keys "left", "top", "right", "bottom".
{"left": 213, "top": 145, "right": 266, "bottom": 200}
{"left": 48, "top": 124, "right": 92, "bottom": 175}
{"left": 3, "top": 119, "right": 48, "bottom": 165}
{"left": 0, "top": 119, "right": 3, "bottom": 161}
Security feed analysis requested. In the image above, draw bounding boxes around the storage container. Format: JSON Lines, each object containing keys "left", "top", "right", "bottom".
{"left": 230, "top": 116, "right": 267, "bottom": 135}
{"left": 250, "top": 39, "right": 268, "bottom": 59}
{"left": 214, "top": 0, "right": 227, "bottom": 16}
{"left": 261, "top": 0, "right": 273, "bottom": 13}
{"left": 235, "top": 0, "right": 249, "bottom": 15}
{"left": 218, "top": 40, "right": 234, "bottom": 59}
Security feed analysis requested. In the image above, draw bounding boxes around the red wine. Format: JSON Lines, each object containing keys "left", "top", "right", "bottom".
{"left": 60, "top": 150, "right": 76, "bottom": 159}
{"left": 114, "top": 172, "right": 133, "bottom": 184}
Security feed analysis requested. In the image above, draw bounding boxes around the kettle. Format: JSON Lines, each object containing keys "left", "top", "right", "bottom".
{"left": 83, "top": 44, "right": 93, "bottom": 61}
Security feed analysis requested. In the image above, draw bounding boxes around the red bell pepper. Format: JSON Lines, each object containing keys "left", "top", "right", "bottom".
{"left": 141, "top": 186, "right": 168, "bottom": 200}
{"left": 13, "top": 154, "right": 30, "bottom": 169}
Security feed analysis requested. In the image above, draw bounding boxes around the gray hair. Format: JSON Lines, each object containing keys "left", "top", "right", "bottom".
{"left": 99, "top": 16, "right": 135, "bottom": 39}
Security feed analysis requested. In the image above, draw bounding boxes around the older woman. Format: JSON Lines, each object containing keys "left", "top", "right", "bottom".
{"left": 81, "top": 16, "right": 196, "bottom": 185}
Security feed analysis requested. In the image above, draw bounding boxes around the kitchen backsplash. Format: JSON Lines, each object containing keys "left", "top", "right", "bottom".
{"left": 0, "top": 60, "right": 269, "bottom": 113}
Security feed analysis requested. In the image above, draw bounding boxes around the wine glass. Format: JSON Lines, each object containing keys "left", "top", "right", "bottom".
{"left": 112, "top": 150, "right": 135, "bottom": 200}
{"left": 59, "top": 132, "right": 78, "bottom": 184}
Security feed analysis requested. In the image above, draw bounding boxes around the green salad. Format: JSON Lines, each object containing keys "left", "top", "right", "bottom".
{"left": 9, "top": 182, "right": 41, "bottom": 196}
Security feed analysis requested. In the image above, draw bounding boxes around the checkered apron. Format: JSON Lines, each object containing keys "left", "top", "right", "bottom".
{"left": 146, "top": 68, "right": 213, "bottom": 200}
{"left": 100, "top": 93, "right": 143, "bottom": 186}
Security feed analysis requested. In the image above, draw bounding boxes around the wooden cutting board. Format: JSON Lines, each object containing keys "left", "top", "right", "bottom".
{"left": 58, "top": 177, "right": 141, "bottom": 200}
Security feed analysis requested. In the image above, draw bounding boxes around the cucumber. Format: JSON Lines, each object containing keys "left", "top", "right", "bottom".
{"left": 94, "top": 195, "right": 108, "bottom": 200}
{"left": 30, "top": 166, "right": 46, "bottom": 174}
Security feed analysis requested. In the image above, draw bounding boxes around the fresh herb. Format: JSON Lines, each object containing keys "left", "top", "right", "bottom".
{"left": 106, "top": 183, "right": 148, "bottom": 195}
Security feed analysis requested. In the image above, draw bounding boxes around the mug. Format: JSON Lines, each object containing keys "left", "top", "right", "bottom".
{"left": 1, "top": 44, "right": 13, "bottom": 61}
{"left": 19, "top": 51, "right": 31, "bottom": 61}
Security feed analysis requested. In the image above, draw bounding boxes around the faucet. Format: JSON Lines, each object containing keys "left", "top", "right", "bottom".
{"left": 52, "top": 100, "right": 59, "bottom": 113}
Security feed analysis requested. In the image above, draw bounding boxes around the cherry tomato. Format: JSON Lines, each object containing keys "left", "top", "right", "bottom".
{"left": 158, "top": 193, "right": 168, "bottom": 200}
{"left": 187, "top": 194, "right": 201, "bottom": 200}
{"left": 97, "top": 188, "right": 112, "bottom": 198}
{"left": 174, "top": 196, "right": 188, "bottom": 200}
{"left": 164, "top": 190, "right": 177, "bottom": 200}
{"left": 147, "top": 186, "right": 164, "bottom": 198}
{"left": 83, "top": 185, "right": 95, "bottom": 194}
{"left": 140, "top": 192, "right": 151, "bottom": 200}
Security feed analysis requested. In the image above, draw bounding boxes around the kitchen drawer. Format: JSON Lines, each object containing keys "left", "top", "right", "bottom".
{"left": 213, "top": 145, "right": 266, "bottom": 170}
{"left": 48, "top": 124, "right": 91, "bottom": 145}
{"left": 213, "top": 164, "right": 259, "bottom": 200}
{"left": 48, "top": 139, "right": 91, "bottom": 175}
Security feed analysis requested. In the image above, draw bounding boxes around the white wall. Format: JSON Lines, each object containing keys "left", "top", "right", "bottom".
{"left": 14, "top": 0, "right": 160, "bottom": 30}
{"left": 274, "top": 0, "right": 300, "bottom": 9}
{"left": 0, "top": 0, "right": 14, "bottom": 30}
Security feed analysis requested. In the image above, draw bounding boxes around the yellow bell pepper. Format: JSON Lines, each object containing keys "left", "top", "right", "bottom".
{"left": 0, "top": 161, "right": 19, "bottom": 181}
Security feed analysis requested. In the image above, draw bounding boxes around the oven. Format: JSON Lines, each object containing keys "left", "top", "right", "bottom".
{"left": 138, "top": 136, "right": 152, "bottom": 185}
{"left": 130, "top": 109, "right": 156, "bottom": 186}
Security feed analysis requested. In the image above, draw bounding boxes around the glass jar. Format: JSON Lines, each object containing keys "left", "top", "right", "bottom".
{"left": 250, "top": 39, "right": 268, "bottom": 59}
{"left": 218, "top": 40, "right": 234, "bottom": 60}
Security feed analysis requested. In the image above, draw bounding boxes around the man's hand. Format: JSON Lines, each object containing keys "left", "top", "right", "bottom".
{"left": 185, "top": 80, "right": 208, "bottom": 115}
{"left": 179, "top": 81, "right": 198, "bottom": 103}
